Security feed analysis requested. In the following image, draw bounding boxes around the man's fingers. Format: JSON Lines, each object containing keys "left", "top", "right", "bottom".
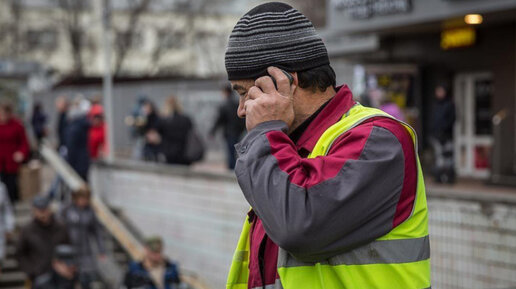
{"left": 255, "top": 76, "right": 276, "bottom": 94}
{"left": 248, "top": 86, "right": 266, "bottom": 100}
{"left": 267, "top": 66, "right": 292, "bottom": 96}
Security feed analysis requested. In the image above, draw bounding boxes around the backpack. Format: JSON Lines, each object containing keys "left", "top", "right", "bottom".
{"left": 184, "top": 127, "right": 205, "bottom": 163}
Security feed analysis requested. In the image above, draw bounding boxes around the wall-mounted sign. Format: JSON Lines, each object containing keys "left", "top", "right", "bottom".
{"left": 441, "top": 27, "right": 476, "bottom": 50}
{"left": 332, "top": 0, "right": 412, "bottom": 19}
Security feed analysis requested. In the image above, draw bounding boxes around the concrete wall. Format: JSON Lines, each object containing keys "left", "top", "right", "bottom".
{"left": 90, "top": 161, "right": 248, "bottom": 288}
{"left": 91, "top": 161, "right": 516, "bottom": 289}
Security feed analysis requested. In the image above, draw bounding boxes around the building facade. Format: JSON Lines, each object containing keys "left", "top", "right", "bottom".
{"left": 0, "top": 0, "right": 240, "bottom": 78}
{"left": 325, "top": 0, "right": 516, "bottom": 185}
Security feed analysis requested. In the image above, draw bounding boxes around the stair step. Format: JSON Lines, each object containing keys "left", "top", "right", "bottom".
{"left": 14, "top": 203, "right": 31, "bottom": 215}
{"left": 0, "top": 271, "right": 26, "bottom": 286}
{"left": 2, "top": 259, "right": 19, "bottom": 272}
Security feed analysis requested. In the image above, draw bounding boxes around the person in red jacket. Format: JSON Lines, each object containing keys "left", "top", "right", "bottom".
{"left": 88, "top": 104, "right": 106, "bottom": 160}
{"left": 0, "top": 102, "right": 29, "bottom": 203}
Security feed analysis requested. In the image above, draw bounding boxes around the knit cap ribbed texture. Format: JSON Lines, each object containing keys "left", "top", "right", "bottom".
{"left": 225, "top": 2, "right": 329, "bottom": 80}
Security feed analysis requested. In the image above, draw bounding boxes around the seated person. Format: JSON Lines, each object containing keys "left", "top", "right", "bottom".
{"left": 33, "top": 244, "right": 79, "bottom": 289}
{"left": 124, "top": 236, "right": 181, "bottom": 289}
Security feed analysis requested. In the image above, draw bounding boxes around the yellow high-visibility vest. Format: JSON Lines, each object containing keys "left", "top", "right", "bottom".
{"left": 227, "top": 104, "right": 431, "bottom": 289}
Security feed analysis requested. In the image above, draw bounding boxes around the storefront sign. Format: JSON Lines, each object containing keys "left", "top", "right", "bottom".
{"left": 441, "top": 27, "right": 476, "bottom": 50}
{"left": 331, "top": 0, "right": 412, "bottom": 19}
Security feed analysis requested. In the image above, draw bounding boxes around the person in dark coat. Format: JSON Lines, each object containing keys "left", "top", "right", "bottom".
{"left": 65, "top": 97, "right": 91, "bottom": 181}
{"left": 140, "top": 100, "right": 161, "bottom": 162}
{"left": 32, "top": 245, "right": 79, "bottom": 289}
{"left": 16, "top": 196, "right": 70, "bottom": 282}
{"left": 0, "top": 102, "right": 30, "bottom": 203}
{"left": 31, "top": 102, "right": 48, "bottom": 148}
{"left": 430, "top": 84, "right": 456, "bottom": 183}
{"left": 431, "top": 85, "right": 456, "bottom": 142}
{"left": 210, "top": 85, "right": 245, "bottom": 170}
{"left": 155, "top": 96, "right": 193, "bottom": 165}
{"left": 55, "top": 96, "right": 69, "bottom": 150}
{"left": 124, "top": 237, "right": 181, "bottom": 289}
{"left": 59, "top": 189, "right": 105, "bottom": 289}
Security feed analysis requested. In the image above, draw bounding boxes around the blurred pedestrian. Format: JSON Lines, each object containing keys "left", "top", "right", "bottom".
{"left": 31, "top": 101, "right": 48, "bottom": 149}
{"left": 124, "top": 236, "right": 181, "bottom": 289}
{"left": 60, "top": 188, "right": 105, "bottom": 289}
{"left": 16, "top": 196, "right": 70, "bottom": 282}
{"left": 126, "top": 98, "right": 161, "bottom": 161}
{"left": 0, "top": 101, "right": 30, "bottom": 203}
{"left": 125, "top": 96, "right": 148, "bottom": 160}
{"left": 33, "top": 245, "right": 78, "bottom": 289}
{"left": 88, "top": 104, "right": 106, "bottom": 160}
{"left": 65, "top": 97, "right": 91, "bottom": 181}
{"left": 0, "top": 182, "right": 15, "bottom": 273}
{"left": 140, "top": 100, "right": 161, "bottom": 161}
{"left": 210, "top": 84, "right": 245, "bottom": 170}
{"left": 379, "top": 91, "right": 405, "bottom": 121}
{"left": 55, "top": 96, "right": 69, "bottom": 151}
{"left": 48, "top": 96, "right": 70, "bottom": 200}
{"left": 156, "top": 96, "right": 193, "bottom": 165}
{"left": 430, "top": 84, "right": 456, "bottom": 183}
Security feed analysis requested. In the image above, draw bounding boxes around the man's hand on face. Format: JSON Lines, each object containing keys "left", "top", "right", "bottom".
{"left": 244, "top": 67, "right": 295, "bottom": 131}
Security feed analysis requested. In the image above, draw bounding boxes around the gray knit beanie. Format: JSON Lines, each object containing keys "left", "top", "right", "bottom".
{"left": 225, "top": 2, "right": 330, "bottom": 80}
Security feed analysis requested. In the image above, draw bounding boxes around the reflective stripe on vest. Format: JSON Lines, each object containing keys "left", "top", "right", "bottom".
{"left": 226, "top": 104, "right": 431, "bottom": 289}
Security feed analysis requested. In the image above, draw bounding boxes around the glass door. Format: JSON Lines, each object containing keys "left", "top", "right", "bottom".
{"left": 454, "top": 73, "right": 493, "bottom": 179}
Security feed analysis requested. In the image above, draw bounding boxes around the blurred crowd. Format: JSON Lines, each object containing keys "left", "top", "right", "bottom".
{"left": 126, "top": 85, "right": 245, "bottom": 170}
{"left": 0, "top": 83, "right": 244, "bottom": 289}
{"left": 0, "top": 93, "right": 192, "bottom": 289}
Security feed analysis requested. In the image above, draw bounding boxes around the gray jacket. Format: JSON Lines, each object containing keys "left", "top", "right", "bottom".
{"left": 59, "top": 204, "right": 105, "bottom": 272}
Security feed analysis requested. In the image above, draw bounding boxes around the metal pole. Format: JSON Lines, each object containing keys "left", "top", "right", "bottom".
{"left": 101, "top": 0, "right": 114, "bottom": 163}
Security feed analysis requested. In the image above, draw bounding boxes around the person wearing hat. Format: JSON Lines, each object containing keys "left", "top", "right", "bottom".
{"left": 32, "top": 244, "right": 79, "bottom": 289}
{"left": 124, "top": 236, "right": 181, "bottom": 289}
{"left": 16, "top": 196, "right": 70, "bottom": 282}
{"left": 65, "top": 96, "right": 92, "bottom": 181}
{"left": 59, "top": 188, "right": 106, "bottom": 289}
{"left": 225, "top": 2, "right": 431, "bottom": 289}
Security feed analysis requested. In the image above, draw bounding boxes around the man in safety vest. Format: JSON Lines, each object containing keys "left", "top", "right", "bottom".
{"left": 225, "top": 2, "right": 431, "bottom": 289}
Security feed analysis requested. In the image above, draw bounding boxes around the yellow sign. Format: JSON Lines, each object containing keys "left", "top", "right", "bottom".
{"left": 441, "top": 27, "right": 476, "bottom": 50}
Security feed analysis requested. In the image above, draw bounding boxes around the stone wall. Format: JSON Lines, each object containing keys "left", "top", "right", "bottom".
{"left": 91, "top": 161, "right": 516, "bottom": 289}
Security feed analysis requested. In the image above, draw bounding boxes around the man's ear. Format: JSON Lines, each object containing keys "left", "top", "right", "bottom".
{"left": 292, "top": 72, "right": 299, "bottom": 86}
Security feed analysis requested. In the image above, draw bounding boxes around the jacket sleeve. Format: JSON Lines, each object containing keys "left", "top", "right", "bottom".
{"left": 16, "top": 229, "right": 35, "bottom": 278}
{"left": 89, "top": 211, "right": 106, "bottom": 254}
{"left": 235, "top": 120, "right": 406, "bottom": 262}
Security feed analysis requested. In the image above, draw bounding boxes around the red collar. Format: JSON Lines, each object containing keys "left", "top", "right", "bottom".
{"left": 295, "top": 85, "right": 356, "bottom": 153}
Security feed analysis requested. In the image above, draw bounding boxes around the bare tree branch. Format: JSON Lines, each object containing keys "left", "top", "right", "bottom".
{"left": 56, "top": 0, "right": 87, "bottom": 76}
{"left": 8, "top": 0, "right": 23, "bottom": 57}
{"left": 113, "top": 0, "right": 152, "bottom": 76}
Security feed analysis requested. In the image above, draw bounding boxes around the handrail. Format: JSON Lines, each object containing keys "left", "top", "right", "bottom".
{"left": 40, "top": 142, "right": 209, "bottom": 289}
